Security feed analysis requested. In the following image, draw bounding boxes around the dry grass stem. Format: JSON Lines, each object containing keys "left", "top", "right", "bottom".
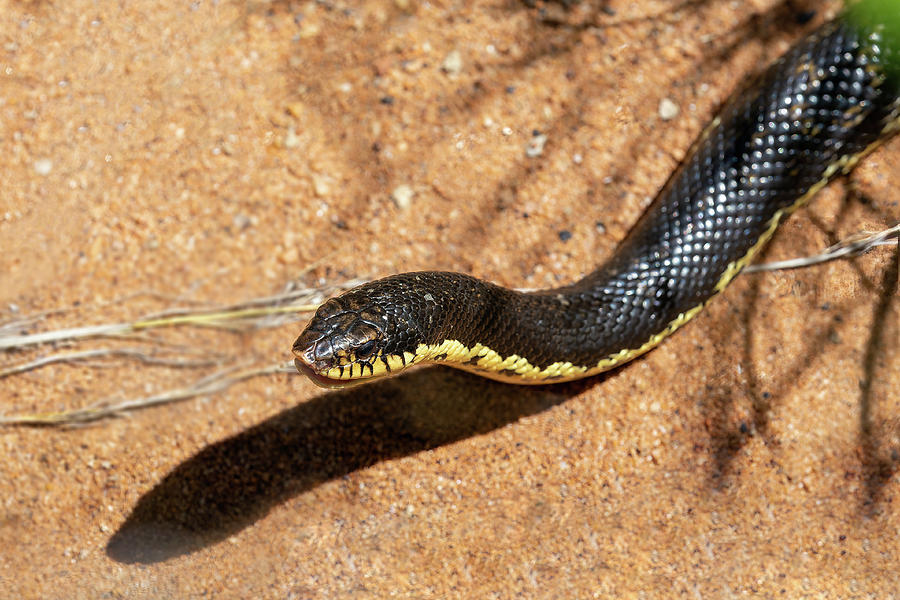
{"left": 0, "top": 361, "right": 295, "bottom": 426}
{"left": 746, "top": 223, "right": 899, "bottom": 273}
{"left": 0, "top": 349, "right": 222, "bottom": 379}
{"left": 0, "top": 279, "right": 366, "bottom": 427}
{"left": 0, "top": 279, "right": 365, "bottom": 351}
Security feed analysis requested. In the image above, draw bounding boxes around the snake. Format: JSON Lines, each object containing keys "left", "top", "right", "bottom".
{"left": 293, "top": 5, "right": 900, "bottom": 389}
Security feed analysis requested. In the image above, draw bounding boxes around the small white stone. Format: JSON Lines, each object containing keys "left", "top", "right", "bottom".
{"left": 525, "top": 133, "right": 547, "bottom": 158}
{"left": 441, "top": 50, "right": 462, "bottom": 75}
{"left": 34, "top": 158, "right": 52, "bottom": 175}
{"left": 391, "top": 184, "right": 414, "bottom": 209}
{"left": 284, "top": 126, "right": 300, "bottom": 148}
{"left": 658, "top": 97, "right": 679, "bottom": 121}
{"left": 233, "top": 214, "right": 251, "bottom": 230}
{"left": 312, "top": 173, "right": 331, "bottom": 197}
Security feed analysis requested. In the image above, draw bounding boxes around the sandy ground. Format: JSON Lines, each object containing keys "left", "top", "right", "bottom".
{"left": 1, "top": 0, "right": 899, "bottom": 597}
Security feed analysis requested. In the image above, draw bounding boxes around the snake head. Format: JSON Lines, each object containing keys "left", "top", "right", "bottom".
{"left": 293, "top": 273, "right": 465, "bottom": 387}
{"left": 292, "top": 294, "right": 393, "bottom": 388}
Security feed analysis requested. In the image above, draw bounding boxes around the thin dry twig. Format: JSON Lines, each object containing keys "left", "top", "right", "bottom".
{"left": 0, "top": 348, "right": 222, "bottom": 379}
{"left": 134, "top": 277, "right": 364, "bottom": 321}
{"left": 0, "top": 279, "right": 366, "bottom": 426}
{"left": 0, "top": 279, "right": 365, "bottom": 351}
{"left": 745, "top": 223, "right": 899, "bottom": 273}
{"left": 0, "top": 361, "right": 296, "bottom": 426}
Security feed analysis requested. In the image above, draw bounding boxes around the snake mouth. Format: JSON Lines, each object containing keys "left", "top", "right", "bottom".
{"left": 292, "top": 357, "right": 354, "bottom": 389}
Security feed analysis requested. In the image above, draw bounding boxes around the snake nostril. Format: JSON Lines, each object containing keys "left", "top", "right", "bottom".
{"left": 292, "top": 328, "right": 323, "bottom": 356}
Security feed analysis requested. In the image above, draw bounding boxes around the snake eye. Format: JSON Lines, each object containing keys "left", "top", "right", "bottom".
{"left": 356, "top": 339, "right": 377, "bottom": 359}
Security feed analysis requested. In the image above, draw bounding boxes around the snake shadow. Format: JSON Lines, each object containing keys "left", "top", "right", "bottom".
{"left": 105, "top": 367, "right": 580, "bottom": 564}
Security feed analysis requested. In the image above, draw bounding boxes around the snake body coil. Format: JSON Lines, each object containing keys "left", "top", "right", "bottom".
{"left": 294, "top": 14, "right": 900, "bottom": 388}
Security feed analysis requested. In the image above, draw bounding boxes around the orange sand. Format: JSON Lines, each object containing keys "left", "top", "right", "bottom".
{"left": 1, "top": 0, "right": 898, "bottom": 597}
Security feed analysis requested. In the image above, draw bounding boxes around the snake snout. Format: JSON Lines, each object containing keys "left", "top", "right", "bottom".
{"left": 291, "top": 327, "right": 330, "bottom": 371}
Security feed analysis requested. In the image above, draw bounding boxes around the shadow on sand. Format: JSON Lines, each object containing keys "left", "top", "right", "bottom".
{"left": 106, "top": 367, "right": 577, "bottom": 563}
